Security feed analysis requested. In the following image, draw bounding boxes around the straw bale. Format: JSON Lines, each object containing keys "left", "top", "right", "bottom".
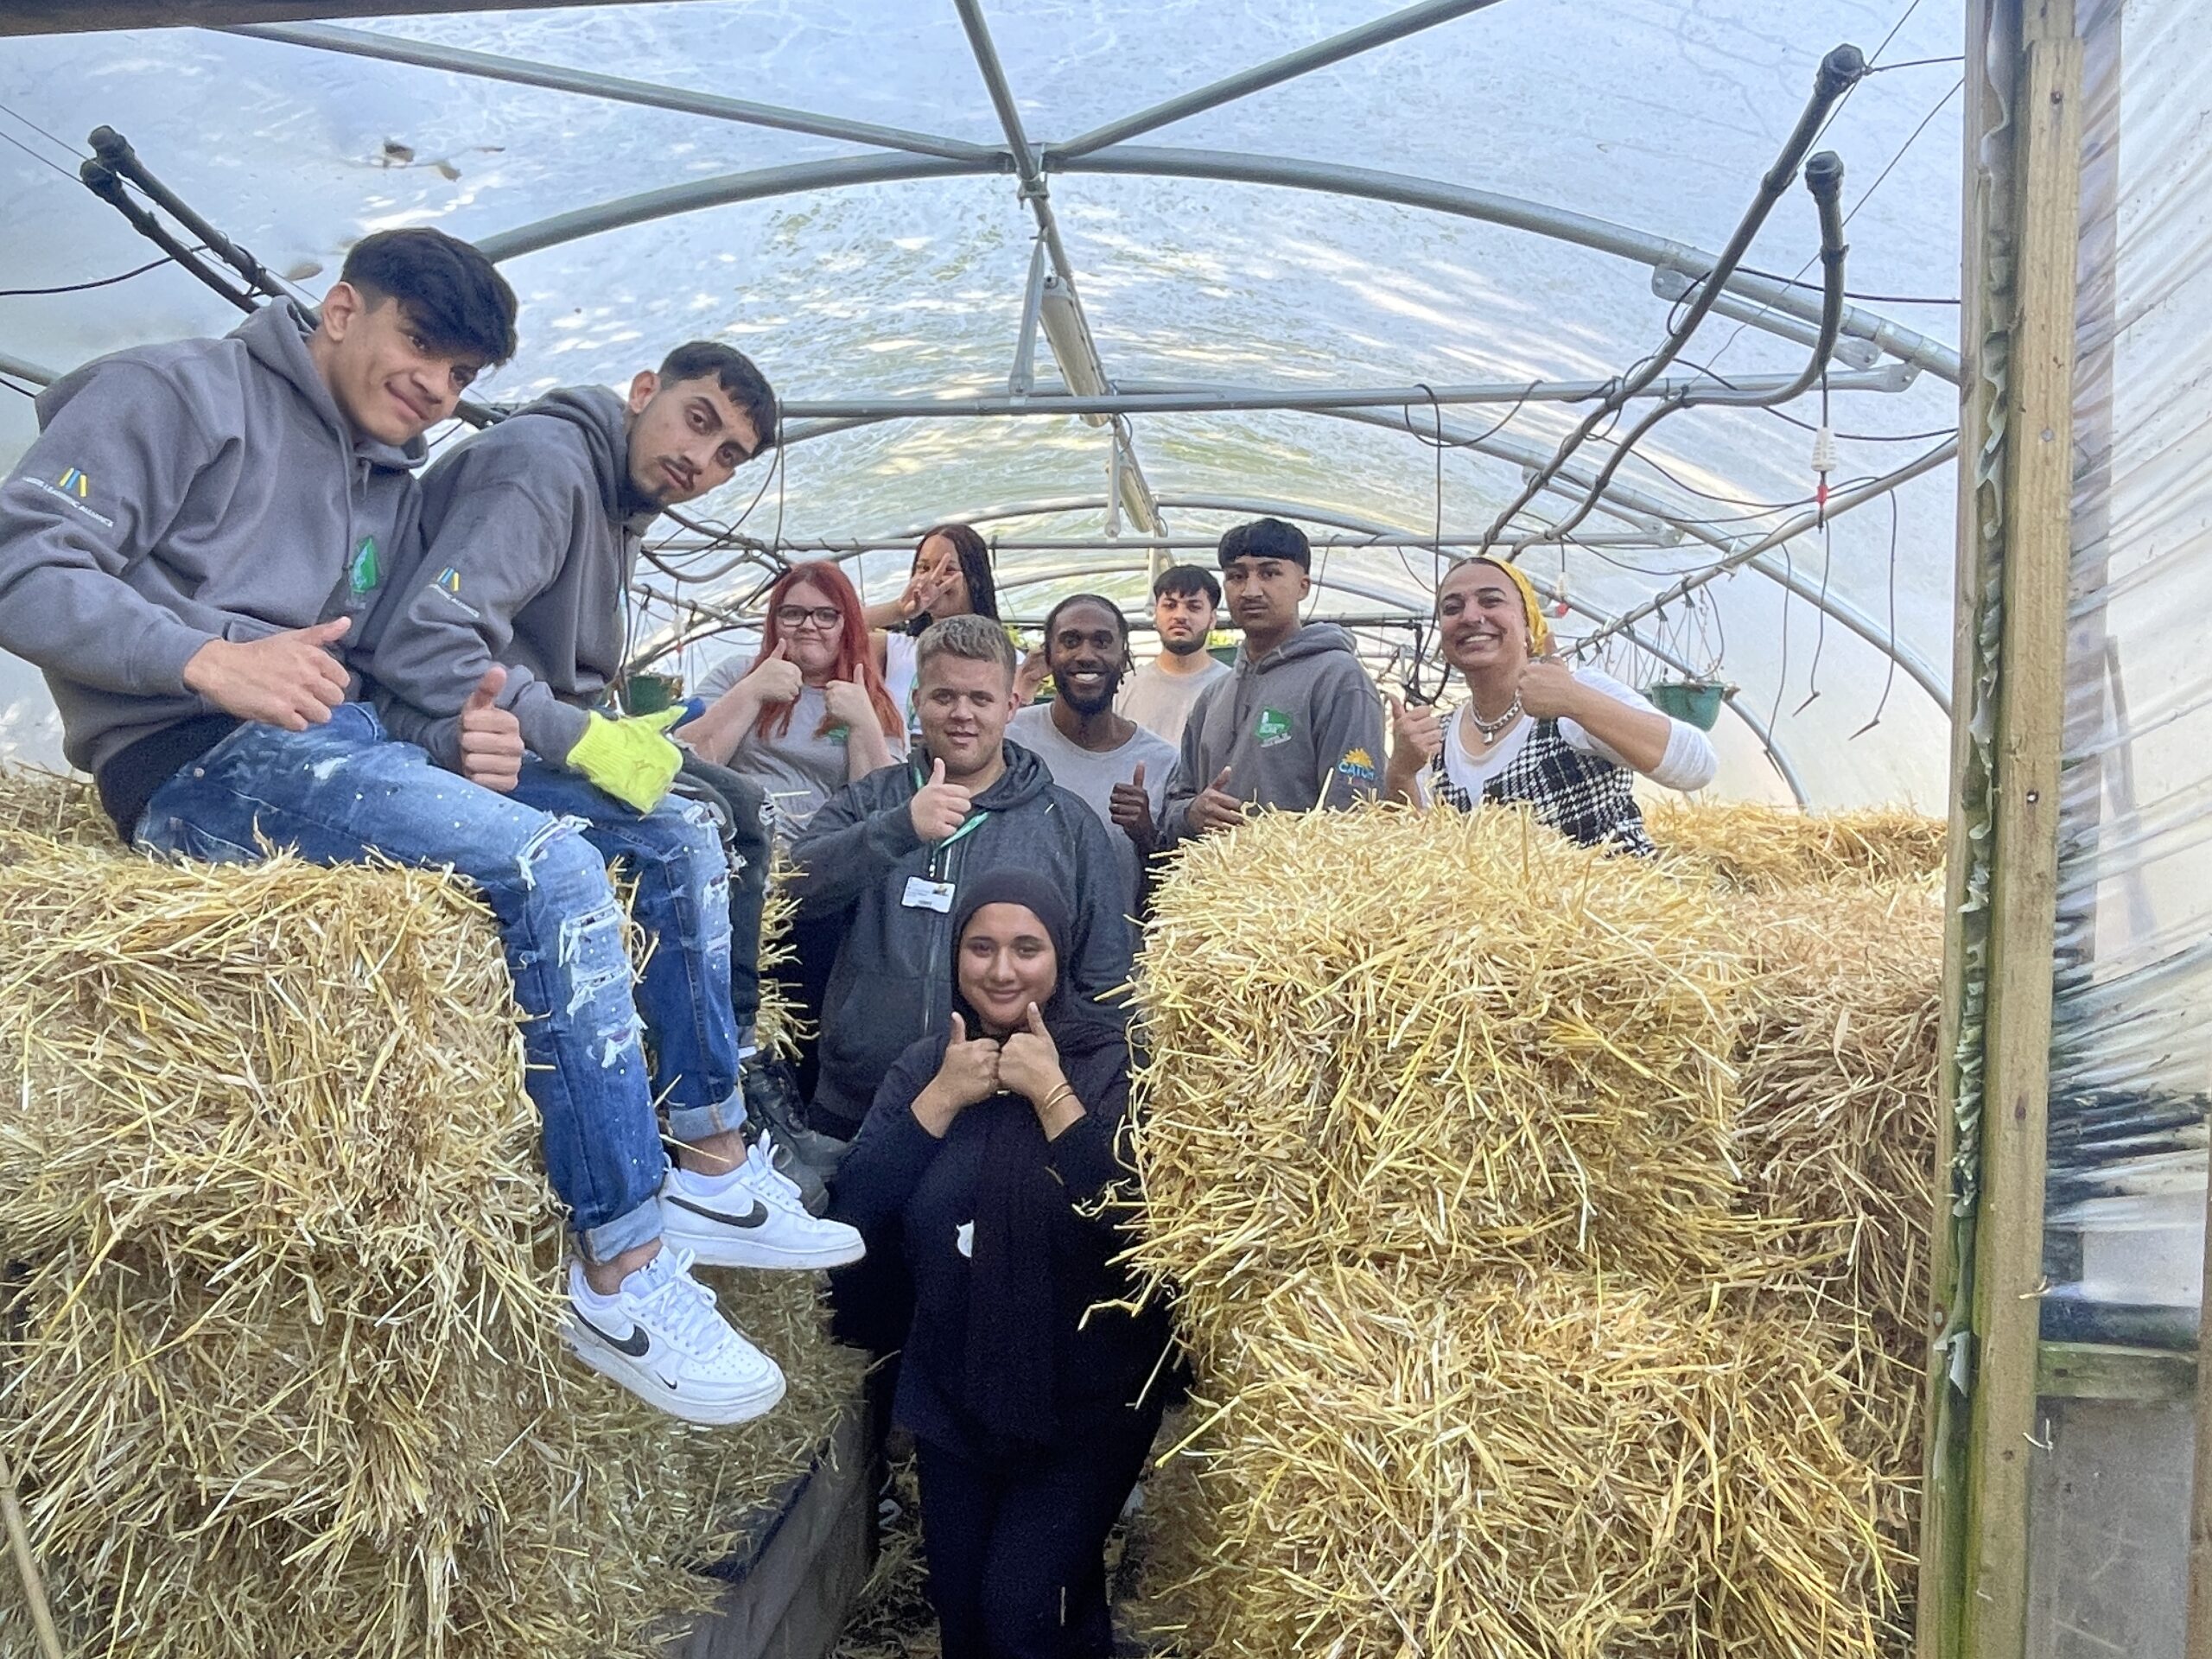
{"left": 1141, "top": 1262, "right": 1901, "bottom": 1659}
{"left": 1647, "top": 800, "right": 1945, "bottom": 893}
{"left": 0, "top": 802, "right": 860, "bottom": 1659}
{"left": 1129, "top": 804, "right": 1756, "bottom": 1292}
{"left": 1127, "top": 805, "right": 1935, "bottom": 1659}
{"left": 0, "top": 767, "right": 113, "bottom": 851}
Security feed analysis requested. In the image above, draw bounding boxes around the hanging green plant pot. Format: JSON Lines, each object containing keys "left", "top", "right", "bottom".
{"left": 1642, "top": 678, "right": 1726, "bottom": 731}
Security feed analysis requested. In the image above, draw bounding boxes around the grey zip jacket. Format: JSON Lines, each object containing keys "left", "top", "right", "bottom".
{"left": 361, "top": 385, "right": 657, "bottom": 770}
{"left": 1160, "top": 623, "right": 1386, "bottom": 842}
{"left": 787, "top": 743, "right": 1135, "bottom": 1132}
{"left": 0, "top": 301, "right": 419, "bottom": 790}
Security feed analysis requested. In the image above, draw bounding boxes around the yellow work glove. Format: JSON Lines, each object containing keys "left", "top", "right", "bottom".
{"left": 567, "top": 708, "right": 686, "bottom": 814}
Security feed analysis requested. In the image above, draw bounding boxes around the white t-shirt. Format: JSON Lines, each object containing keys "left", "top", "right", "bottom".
{"left": 1008, "top": 703, "right": 1176, "bottom": 907}
{"left": 1431, "top": 665, "right": 1717, "bottom": 801}
{"left": 882, "top": 631, "right": 922, "bottom": 740}
{"left": 1117, "top": 654, "right": 1231, "bottom": 748}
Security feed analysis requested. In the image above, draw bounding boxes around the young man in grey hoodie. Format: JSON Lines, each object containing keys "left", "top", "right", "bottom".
{"left": 0, "top": 234, "right": 796, "bottom": 1429}
{"left": 360, "top": 341, "right": 862, "bottom": 1261}
{"left": 1160, "top": 517, "right": 1386, "bottom": 841}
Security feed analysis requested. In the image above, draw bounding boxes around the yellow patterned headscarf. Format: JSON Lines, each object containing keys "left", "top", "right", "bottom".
{"left": 1452, "top": 558, "right": 1552, "bottom": 657}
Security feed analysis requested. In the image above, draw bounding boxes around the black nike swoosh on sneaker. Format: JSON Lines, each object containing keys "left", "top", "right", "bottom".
{"left": 575, "top": 1313, "right": 652, "bottom": 1358}
{"left": 666, "top": 1192, "right": 770, "bottom": 1230}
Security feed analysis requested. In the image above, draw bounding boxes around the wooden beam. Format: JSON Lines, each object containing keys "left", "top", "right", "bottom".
{"left": 1916, "top": 1, "right": 2005, "bottom": 1647}
{"left": 2040, "top": 1342, "right": 2196, "bottom": 1404}
{"left": 1958, "top": 7, "right": 2082, "bottom": 1657}
{"left": 2187, "top": 1179, "right": 2212, "bottom": 1657}
{"left": 0, "top": 1, "right": 708, "bottom": 35}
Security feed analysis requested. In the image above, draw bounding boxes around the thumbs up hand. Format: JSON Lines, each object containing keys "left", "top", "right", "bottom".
{"left": 1109, "top": 759, "right": 1157, "bottom": 853}
{"left": 908, "top": 756, "right": 975, "bottom": 842}
{"left": 457, "top": 664, "right": 525, "bottom": 792}
{"left": 1187, "top": 765, "right": 1247, "bottom": 836}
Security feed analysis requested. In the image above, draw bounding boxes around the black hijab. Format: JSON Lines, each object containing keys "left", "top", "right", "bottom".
{"left": 947, "top": 869, "right": 1131, "bottom": 1450}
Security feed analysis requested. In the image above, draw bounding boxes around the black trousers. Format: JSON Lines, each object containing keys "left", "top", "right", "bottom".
{"left": 917, "top": 1411, "right": 1160, "bottom": 1659}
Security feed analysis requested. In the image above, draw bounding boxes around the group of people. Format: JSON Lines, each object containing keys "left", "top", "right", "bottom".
{"left": 0, "top": 226, "right": 1718, "bottom": 1659}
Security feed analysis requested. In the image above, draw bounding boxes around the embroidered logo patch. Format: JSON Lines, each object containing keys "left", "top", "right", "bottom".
{"left": 25, "top": 467, "right": 115, "bottom": 528}
{"left": 1337, "top": 746, "right": 1378, "bottom": 785}
{"left": 347, "top": 536, "right": 381, "bottom": 595}
{"left": 1254, "top": 707, "right": 1294, "bottom": 747}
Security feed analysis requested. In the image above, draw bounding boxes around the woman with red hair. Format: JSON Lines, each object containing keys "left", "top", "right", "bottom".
{"left": 680, "top": 562, "right": 906, "bottom": 836}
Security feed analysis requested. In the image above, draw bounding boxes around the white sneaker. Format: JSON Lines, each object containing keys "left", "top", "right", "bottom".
{"left": 564, "top": 1246, "right": 785, "bottom": 1426}
{"left": 659, "top": 1145, "right": 866, "bottom": 1271}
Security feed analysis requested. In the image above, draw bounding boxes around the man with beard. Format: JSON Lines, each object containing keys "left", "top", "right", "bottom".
{"left": 1116, "top": 562, "right": 1229, "bottom": 747}
{"left": 1008, "top": 592, "right": 1176, "bottom": 912}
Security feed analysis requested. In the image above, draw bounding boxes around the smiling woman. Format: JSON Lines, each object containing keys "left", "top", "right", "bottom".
{"left": 1384, "top": 556, "right": 1717, "bottom": 852}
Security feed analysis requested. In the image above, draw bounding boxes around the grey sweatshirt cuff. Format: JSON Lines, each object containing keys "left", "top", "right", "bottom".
{"left": 128, "top": 614, "right": 221, "bottom": 699}
{"left": 521, "top": 696, "right": 591, "bottom": 766}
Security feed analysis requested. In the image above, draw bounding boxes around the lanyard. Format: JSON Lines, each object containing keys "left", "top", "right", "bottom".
{"left": 927, "top": 809, "right": 988, "bottom": 878}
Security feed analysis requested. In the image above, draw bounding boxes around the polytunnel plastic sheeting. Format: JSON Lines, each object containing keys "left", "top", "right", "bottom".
{"left": 0, "top": 1, "right": 1963, "bottom": 805}
{"left": 2022, "top": 3, "right": 2212, "bottom": 1657}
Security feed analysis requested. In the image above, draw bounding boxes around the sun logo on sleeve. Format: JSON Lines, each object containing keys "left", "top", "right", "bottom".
{"left": 1337, "top": 747, "right": 1378, "bottom": 785}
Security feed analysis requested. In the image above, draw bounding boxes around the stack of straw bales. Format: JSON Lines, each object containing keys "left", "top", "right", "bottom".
{"left": 1129, "top": 803, "right": 1942, "bottom": 1658}
{"left": 0, "top": 766, "right": 859, "bottom": 1659}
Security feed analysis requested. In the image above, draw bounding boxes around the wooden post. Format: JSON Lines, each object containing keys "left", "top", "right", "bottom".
{"left": 1956, "top": 3, "right": 2082, "bottom": 1656}
{"left": 2186, "top": 1179, "right": 2212, "bottom": 1658}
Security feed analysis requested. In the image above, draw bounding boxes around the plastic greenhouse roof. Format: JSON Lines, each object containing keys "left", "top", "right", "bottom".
{"left": 0, "top": 0, "right": 1965, "bottom": 807}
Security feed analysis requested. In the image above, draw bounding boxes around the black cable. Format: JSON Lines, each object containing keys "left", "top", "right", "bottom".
{"left": 1842, "top": 77, "right": 1962, "bottom": 231}
{"left": 0, "top": 253, "right": 180, "bottom": 298}
{"left": 0, "top": 374, "right": 37, "bottom": 399}
{"left": 1732, "top": 264, "right": 1957, "bottom": 304}
{"left": 1768, "top": 540, "right": 1795, "bottom": 736}
{"left": 0, "top": 127, "right": 78, "bottom": 184}
{"left": 1868, "top": 54, "right": 1964, "bottom": 72}
{"left": 0, "top": 100, "right": 84, "bottom": 162}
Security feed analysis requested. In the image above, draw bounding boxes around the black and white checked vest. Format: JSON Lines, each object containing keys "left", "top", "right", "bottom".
{"left": 1428, "top": 715, "right": 1656, "bottom": 857}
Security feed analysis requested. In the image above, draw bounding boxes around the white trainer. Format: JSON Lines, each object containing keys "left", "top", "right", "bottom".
{"left": 564, "top": 1246, "right": 785, "bottom": 1426}
{"left": 659, "top": 1143, "right": 866, "bottom": 1271}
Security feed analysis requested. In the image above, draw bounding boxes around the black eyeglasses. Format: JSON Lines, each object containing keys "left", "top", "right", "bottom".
{"left": 774, "top": 605, "right": 843, "bottom": 631}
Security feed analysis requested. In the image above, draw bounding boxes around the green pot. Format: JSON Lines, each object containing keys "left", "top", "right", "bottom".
{"left": 1642, "top": 679, "right": 1725, "bottom": 731}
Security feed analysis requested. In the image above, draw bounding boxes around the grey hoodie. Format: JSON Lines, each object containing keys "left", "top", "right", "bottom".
{"left": 0, "top": 302, "right": 421, "bottom": 817}
{"left": 360, "top": 385, "right": 656, "bottom": 770}
{"left": 786, "top": 743, "right": 1134, "bottom": 1132}
{"left": 1160, "top": 622, "right": 1385, "bottom": 842}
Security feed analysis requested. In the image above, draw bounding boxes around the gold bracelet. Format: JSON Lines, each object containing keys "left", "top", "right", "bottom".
{"left": 1040, "top": 1082, "right": 1078, "bottom": 1115}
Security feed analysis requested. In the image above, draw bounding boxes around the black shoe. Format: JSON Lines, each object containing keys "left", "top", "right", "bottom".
{"left": 741, "top": 1053, "right": 839, "bottom": 1212}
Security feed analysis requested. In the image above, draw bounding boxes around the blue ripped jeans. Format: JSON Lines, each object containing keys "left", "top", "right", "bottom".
{"left": 134, "top": 704, "right": 747, "bottom": 1262}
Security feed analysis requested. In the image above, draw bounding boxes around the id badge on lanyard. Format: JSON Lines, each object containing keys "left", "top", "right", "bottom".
{"left": 900, "top": 798, "right": 986, "bottom": 912}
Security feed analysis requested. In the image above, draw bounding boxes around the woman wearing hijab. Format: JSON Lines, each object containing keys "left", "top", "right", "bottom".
{"left": 829, "top": 868, "right": 1170, "bottom": 1659}
{"left": 1382, "top": 557, "right": 1717, "bottom": 854}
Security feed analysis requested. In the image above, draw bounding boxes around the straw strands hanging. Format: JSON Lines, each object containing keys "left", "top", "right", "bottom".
{"left": 0, "top": 772, "right": 856, "bottom": 1659}
{"left": 1127, "top": 804, "right": 1937, "bottom": 1658}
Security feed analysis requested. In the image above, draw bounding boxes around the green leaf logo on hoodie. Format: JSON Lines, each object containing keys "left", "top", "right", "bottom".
{"left": 347, "top": 536, "right": 381, "bottom": 596}
{"left": 1255, "top": 707, "right": 1294, "bottom": 747}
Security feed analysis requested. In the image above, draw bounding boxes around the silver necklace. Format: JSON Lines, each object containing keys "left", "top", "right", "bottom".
{"left": 1465, "top": 696, "right": 1523, "bottom": 747}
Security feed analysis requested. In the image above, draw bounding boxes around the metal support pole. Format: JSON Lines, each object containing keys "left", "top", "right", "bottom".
{"left": 1007, "top": 236, "right": 1048, "bottom": 396}
{"left": 225, "top": 22, "right": 1001, "bottom": 162}
{"left": 1050, "top": 0, "right": 1506, "bottom": 160}
{"left": 949, "top": 0, "right": 1163, "bottom": 537}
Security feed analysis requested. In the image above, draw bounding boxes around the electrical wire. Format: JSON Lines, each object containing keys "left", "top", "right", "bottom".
{"left": 0, "top": 254, "right": 181, "bottom": 298}
{"left": 0, "top": 374, "right": 36, "bottom": 400}
{"left": 0, "top": 127, "right": 78, "bottom": 186}
{"left": 1850, "top": 489, "right": 1904, "bottom": 739}
{"left": 0, "top": 101, "right": 84, "bottom": 162}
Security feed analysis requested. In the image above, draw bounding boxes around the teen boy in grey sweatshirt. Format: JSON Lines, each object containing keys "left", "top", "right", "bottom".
{"left": 0, "top": 233, "right": 796, "bottom": 1429}
{"left": 360, "top": 344, "right": 862, "bottom": 1246}
{"left": 1160, "top": 518, "right": 1387, "bottom": 842}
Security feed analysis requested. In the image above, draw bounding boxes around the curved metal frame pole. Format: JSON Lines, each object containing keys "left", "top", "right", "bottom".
{"left": 468, "top": 149, "right": 1959, "bottom": 384}
{"left": 1051, "top": 0, "right": 1507, "bottom": 161}
{"left": 224, "top": 22, "right": 1002, "bottom": 163}
{"left": 1051, "top": 148, "right": 1961, "bottom": 385}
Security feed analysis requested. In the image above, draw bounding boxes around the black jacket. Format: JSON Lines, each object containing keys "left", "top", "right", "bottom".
{"left": 829, "top": 1030, "right": 1171, "bottom": 1462}
{"left": 786, "top": 742, "right": 1135, "bottom": 1130}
